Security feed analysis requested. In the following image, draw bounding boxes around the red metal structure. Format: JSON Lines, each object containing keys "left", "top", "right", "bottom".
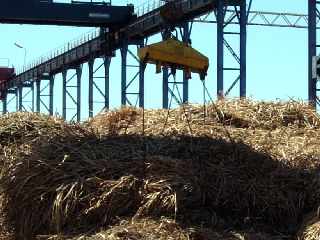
{"left": 0, "top": 68, "right": 15, "bottom": 100}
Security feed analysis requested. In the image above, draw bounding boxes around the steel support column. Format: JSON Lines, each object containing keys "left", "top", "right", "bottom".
{"left": 18, "top": 85, "right": 23, "bottom": 111}
{"left": 36, "top": 80, "right": 41, "bottom": 112}
{"left": 30, "top": 83, "right": 34, "bottom": 112}
{"left": 62, "top": 70, "right": 67, "bottom": 119}
{"left": 139, "top": 60, "right": 146, "bottom": 108}
{"left": 15, "top": 89, "right": 18, "bottom": 112}
{"left": 308, "top": 0, "right": 317, "bottom": 108}
{"left": 76, "top": 66, "right": 82, "bottom": 122}
{"left": 182, "top": 22, "right": 192, "bottom": 103}
{"left": 163, "top": 67, "right": 169, "bottom": 109}
{"left": 2, "top": 94, "right": 7, "bottom": 114}
{"left": 138, "top": 42, "right": 146, "bottom": 108}
{"left": 104, "top": 57, "right": 111, "bottom": 110}
{"left": 240, "top": 0, "right": 247, "bottom": 97}
{"left": 121, "top": 45, "right": 128, "bottom": 106}
{"left": 216, "top": 0, "right": 224, "bottom": 97}
{"left": 49, "top": 75, "right": 54, "bottom": 115}
{"left": 88, "top": 58, "right": 94, "bottom": 118}
{"left": 162, "top": 31, "right": 169, "bottom": 108}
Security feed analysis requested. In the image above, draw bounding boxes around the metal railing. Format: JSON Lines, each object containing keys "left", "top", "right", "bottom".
{"left": 16, "top": 28, "right": 100, "bottom": 75}
{"left": 134, "top": 0, "right": 164, "bottom": 16}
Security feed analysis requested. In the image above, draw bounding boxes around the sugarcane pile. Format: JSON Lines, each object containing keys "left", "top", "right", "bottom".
{"left": 0, "top": 99, "right": 320, "bottom": 239}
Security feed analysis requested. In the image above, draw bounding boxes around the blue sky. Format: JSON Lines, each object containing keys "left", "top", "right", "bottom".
{"left": 0, "top": 0, "right": 311, "bottom": 120}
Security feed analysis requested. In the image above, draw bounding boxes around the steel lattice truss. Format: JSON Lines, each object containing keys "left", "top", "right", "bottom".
{"left": 196, "top": 10, "right": 314, "bottom": 29}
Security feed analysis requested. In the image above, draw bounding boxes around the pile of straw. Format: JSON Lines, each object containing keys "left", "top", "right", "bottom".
{"left": 37, "top": 218, "right": 286, "bottom": 240}
{"left": 90, "top": 100, "right": 320, "bottom": 169}
{"left": 89, "top": 99, "right": 320, "bottom": 133}
{"left": 0, "top": 99, "right": 320, "bottom": 239}
{"left": 212, "top": 99, "right": 320, "bottom": 129}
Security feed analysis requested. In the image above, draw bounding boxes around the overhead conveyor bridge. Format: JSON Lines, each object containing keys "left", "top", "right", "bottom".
{"left": 6, "top": 0, "right": 241, "bottom": 88}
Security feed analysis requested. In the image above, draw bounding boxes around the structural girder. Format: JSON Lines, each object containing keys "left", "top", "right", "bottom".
{"left": 196, "top": 10, "right": 312, "bottom": 29}
{"left": 0, "top": 0, "right": 135, "bottom": 27}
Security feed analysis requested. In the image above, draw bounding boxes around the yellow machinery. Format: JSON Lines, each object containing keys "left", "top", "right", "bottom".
{"left": 138, "top": 37, "right": 209, "bottom": 80}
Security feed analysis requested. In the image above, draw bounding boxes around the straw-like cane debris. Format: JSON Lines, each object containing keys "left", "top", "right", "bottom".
{"left": 0, "top": 100, "right": 320, "bottom": 239}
